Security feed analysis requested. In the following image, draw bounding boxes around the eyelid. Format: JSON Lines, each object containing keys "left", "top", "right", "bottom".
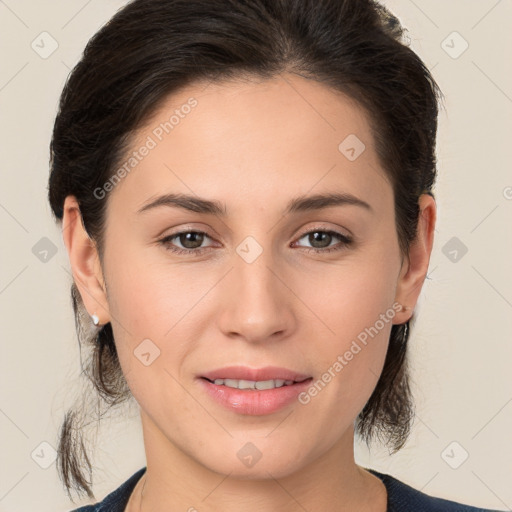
{"left": 294, "top": 223, "right": 353, "bottom": 240}
{"left": 161, "top": 222, "right": 352, "bottom": 242}
{"left": 292, "top": 227, "right": 353, "bottom": 253}
{"left": 159, "top": 223, "right": 354, "bottom": 256}
{"left": 160, "top": 224, "right": 351, "bottom": 243}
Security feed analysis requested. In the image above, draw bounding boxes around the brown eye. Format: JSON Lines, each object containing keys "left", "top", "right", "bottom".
{"left": 294, "top": 229, "right": 352, "bottom": 254}
{"left": 176, "top": 231, "right": 205, "bottom": 249}
{"left": 159, "top": 230, "right": 214, "bottom": 255}
{"left": 159, "top": 228, "right": 353, "bottom": 257}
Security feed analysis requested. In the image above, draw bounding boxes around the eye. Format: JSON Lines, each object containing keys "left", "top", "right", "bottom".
{"left": 158, "top": 227, "right": 353, "bottom": 256}
{"left": 159, "top": 230, "right": 215, "bottom": 255}
{"left": 293, "top": 228, "right": 353, "bottom": 254}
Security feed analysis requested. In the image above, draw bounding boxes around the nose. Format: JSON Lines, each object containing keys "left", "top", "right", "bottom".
{"left": 217, "top": 246, "right": 296, "bottom": 345}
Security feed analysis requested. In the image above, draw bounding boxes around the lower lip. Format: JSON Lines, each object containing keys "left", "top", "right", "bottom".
{"left": 198, "top": 377, "right": 313, "bottom": 415}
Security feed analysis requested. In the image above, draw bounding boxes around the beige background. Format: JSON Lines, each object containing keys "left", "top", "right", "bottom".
{"left": 0, "top": 1, "right": 511, "bottom": 510}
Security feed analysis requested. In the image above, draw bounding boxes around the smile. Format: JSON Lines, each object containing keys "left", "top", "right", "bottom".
{"left": 204, "top": 378, "right": 298, "bottom": 390}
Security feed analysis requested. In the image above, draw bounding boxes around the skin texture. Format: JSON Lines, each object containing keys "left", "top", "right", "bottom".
{"left": 62, "top": 72, "right": 436, "bottom": 512}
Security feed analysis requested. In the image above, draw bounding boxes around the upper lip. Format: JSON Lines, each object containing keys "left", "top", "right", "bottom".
{"left": 200, "top": 366, "right": 311, "bottom": 383}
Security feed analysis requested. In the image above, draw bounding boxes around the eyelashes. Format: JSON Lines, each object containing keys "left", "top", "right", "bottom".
{"left": 158, "top": 228, "right": 353, "bottom": 256}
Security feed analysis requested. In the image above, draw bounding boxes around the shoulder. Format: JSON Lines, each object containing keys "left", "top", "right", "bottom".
{"left": 367, "top": 468, "right": 503, "bottom": 512}
{"left": 68, "top": 467, "right": 146, "bottom": 512}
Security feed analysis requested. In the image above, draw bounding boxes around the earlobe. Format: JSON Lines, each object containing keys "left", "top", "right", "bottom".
{"left": 62, "top": 195, "right": 110, "bottom": 325}
{"left": 393, "top": 194, "right": 436, "bottom": 325}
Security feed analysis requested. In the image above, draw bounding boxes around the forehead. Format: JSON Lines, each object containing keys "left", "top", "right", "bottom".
{"left": 106, "top": 72, "right": 391, "bottom": 217}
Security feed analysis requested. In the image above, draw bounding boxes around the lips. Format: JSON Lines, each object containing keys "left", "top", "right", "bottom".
{"left": 199, "top": 365, "right": 311, "bottom": 383}
{"left": 197, "top": 366, "right": 314, "bottom": 415}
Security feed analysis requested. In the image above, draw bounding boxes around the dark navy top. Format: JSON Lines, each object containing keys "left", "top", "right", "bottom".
{"left": 69, "top": 466, "right": 504, "bottom": 511}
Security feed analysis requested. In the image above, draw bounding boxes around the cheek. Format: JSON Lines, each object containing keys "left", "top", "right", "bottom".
{"left": 103, "top": 255, "right": 210, "bottom": 402}
{"left": 295, "top": 248, "right": 399, "bottom": 407}
{"left": 301, "top": 250, "right": 399, "bottom": 346}
{"left": 100, "top": 258, "right": 172, "bottom": 388}
{"left": 106, "top": 257, "right": 182, "bottom": 338}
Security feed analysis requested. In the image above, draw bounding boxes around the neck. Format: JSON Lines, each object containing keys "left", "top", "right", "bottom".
{"left": 134, "top": 411, "right": 387, "bottom": 512}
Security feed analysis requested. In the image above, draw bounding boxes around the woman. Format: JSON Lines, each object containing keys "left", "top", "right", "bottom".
{"left": 47, "top": 0, "right": 503, "bottom": 510}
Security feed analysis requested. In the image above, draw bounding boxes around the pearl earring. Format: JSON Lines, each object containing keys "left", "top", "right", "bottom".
{"left": 91, "top": 313, "right": 100, "bottom": 326}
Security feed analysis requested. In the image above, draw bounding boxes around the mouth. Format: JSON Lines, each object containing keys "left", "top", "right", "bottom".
{"left": 201, "top": 376, "right": 311, "bottom": 390}
{"left": 199, "top": 365, "right": 311, "bottom": 383}
{"left": 197, "top": 366, "right": 313, "bottom": 415}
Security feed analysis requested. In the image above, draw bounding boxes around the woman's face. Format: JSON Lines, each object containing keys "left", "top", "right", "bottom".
{"left": 78, "top": 73, "right": 425, "bottom": 478}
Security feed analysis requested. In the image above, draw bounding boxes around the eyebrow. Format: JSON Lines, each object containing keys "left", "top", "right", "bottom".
{"left": 137, "top": 191, "right": 373, "bottom": 216}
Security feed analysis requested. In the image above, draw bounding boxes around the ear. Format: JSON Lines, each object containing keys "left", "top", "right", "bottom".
{"left": 62, "top": 195, "right": 110, "bottom": 325}
{"left": 393, "top": 193, "right": 436, "bottom": 324}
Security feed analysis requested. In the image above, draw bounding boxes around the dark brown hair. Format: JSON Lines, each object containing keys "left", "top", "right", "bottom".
{"left": 47, "top": 0, "right": 442, "bottom": 501}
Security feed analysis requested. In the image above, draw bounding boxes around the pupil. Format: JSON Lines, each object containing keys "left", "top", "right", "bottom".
{"left": 311, "top": 231, "right": 330, "bottom": 248}
{"left": 182, "top": 232, "right": 203, "bottom": 249}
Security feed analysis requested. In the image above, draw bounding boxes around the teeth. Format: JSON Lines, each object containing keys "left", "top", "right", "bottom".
{"left": 212, "top": 378, "right": 295, "bottom": 390}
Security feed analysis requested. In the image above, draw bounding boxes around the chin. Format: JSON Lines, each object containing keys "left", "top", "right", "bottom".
{"left": 194, "top": 436, "right": 313, "bottom": 480}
